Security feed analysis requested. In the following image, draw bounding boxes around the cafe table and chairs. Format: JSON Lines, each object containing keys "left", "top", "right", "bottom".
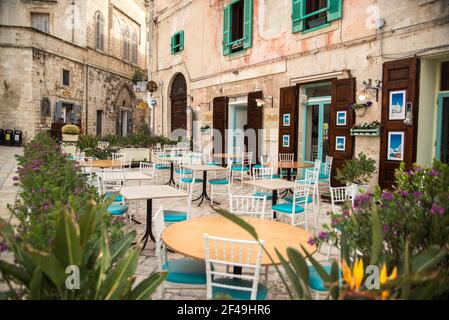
{"left": 208, "top": 163, "right": 233, "bottom": 205}
{"left": 183, "top": 164, "right": 229, "bottom": 206}
{"left": 251, "top": 167, "right": 275, "bottom": 201}
{"left": 231, "top": 152, "right": 253, "bottom": 186}
{"left": 120, "top": 185, "right": 188, "bottom": 250}
{"left": 153, "top": 151, "right": 175, "bottom": 185}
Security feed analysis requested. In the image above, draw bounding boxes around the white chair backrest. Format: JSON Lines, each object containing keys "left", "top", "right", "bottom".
{"left": 98, "top": 169, "right": 125, "bottom": 195}
{"left": 324, "top": 156, "right": 333, "bottom": 176}
{"left": 330, "top": 186, "right": 354, "bottom": 210}
{"left": 153, "top": 207, "right": 167, "bottom": 271}
{"left": 190, "top": 152, "right": 203, "bottom": 165}
{"left": 204, "top": 234, "right": 265, "bottom": 300}
{"left": 292, "top": 181, "right": 312, "bottom": 206}
{"left": 229, "top": 195, "right": 267, "bottom": 219}
{"left": 242, "top": 152, "right": 253, "bottom": 166}
{"left": 313, "top": 159, "right": 322, "bottom": 172}
{"left": 139, "top": 162, "right": 155, "bottom": 178}
{"left": 302, "top": 168, "right": 319, "bottom": 184}
{"left": 279, "top": 153, "right": 294, "bottom": 162}
{"left": 252, "top": 167, "right": 274, "bottom": 180}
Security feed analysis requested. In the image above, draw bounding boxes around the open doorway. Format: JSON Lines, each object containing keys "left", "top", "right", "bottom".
{"left": 228, "top": 96, "right": 248, "bottom": 154}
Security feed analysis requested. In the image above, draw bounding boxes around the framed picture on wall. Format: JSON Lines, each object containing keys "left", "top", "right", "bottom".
{"left": 335, "top": 136, "right": 346, "bottom": 151}
{"left": 389, "top": 90, "right": 406, "bottom": 120}
{"left": 282, "top": 135, "right": 290, "bottom": 148}
{"left": 336, "top": 111, "right": 347, "bottom": 126}
{"left": 387, "top": 131, "right": 405, "bottom": 161}
{"left": 283, "top": 114, "right": 291, "bottom": 127}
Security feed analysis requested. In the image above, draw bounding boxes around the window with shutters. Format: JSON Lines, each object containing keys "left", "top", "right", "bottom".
{"left": 223, "top": 0, "right": 252, "bottom": 56}
{"left": 292, "top": 0, "right": 343, "bottom": 34}
{"left": 95, "top": 12, "right": 105, "bottom": 51}
{"left": 31, "top": 12, "right": 50, "bottom": 34}
{"left": 171, "top": 31, "right": 184, "bottom": 54}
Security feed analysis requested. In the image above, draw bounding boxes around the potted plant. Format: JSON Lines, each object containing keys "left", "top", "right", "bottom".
{"left": 61, "top": 124, "right": 80, "bottom": 142}
{"left": 336, "top": 152, "right": 376, "bottom": 194}
{"left": 347, "top": 101, "right": 373, "bottom": 117}
{"left": 350, "top": 121, "right": 381, "bottom": 136}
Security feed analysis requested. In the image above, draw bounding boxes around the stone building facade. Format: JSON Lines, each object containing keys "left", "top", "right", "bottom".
{"left": 150, "top": 0, "right": 449, "bottom": 188}
{"left": 0, "top": 0, "right": 151, "bottom": 142}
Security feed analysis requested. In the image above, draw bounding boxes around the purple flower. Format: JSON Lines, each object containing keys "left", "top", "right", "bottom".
{"left": 366, "top": 101, "right": 373, "bottom": 107}
{"left": 12, "top": 176, "right": 19, "bottom": 181}
{"left": 0, "top": 241, "right": 8, "bottom": 253}
{"left": 397, "top": 190, "right": 409, "bottom": 197}
{"left": 381, "top": 191, "right": 394, "bottom": 202}
{"left": 430, "top": 204, "right": 445, "bottom": 216}
{"left": 383, "top": 224, "right": 390, "bottom": 234}
{"left": 39, "top": 188, "right": 47, "bottom": 193}
{"left": 47, "top": 238, "right": 55, "bottom": 247}
{"left": 318, "top": 231, "right": 329, "bottom": 241}
{"left": 429, "top": 169, "right": 439, "bottom": 177}
{"left": 307, "top": 237, "right": 316, "bottom": 246}
{"left": 354, "top": 193, "right": 372, "bottom": 207}
{"left": 342, "top": 209, "right": 351, "bottom": 217}
{"left": 41, "top": 202, "right": 53, "bottom": 211}
{"left": 415, "top": 166, "right": 423, "bottom": 173}
{"left": 73, "top": 187, "right": 84, "bottom": 195}
{"left": 413, "top": 191, "right": 423, "bottom": 198}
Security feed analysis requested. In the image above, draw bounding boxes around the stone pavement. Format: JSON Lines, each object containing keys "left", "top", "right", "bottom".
{"left": 0, "top": 147, "right": 338, "bottom": 300}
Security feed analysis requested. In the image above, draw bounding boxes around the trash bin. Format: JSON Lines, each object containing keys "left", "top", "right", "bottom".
{"left": 0, "top": 129, "right": 4, "bottom": 145}
{"left": 13, "top": 130, "right": 23, "bottom": 147}
{"left": 4, "top": 129, "right": 13, "bottom": 146}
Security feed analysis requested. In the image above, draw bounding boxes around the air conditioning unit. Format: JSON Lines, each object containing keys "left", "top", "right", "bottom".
{"left": 133, "top": 81, "right": 147, "bottom": 92}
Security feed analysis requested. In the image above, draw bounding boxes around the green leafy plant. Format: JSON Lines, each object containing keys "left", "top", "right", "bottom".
{"left": 61, "top": 125, "right": 80, "bottom": 135}
{"left": 0, "top": 201, "right": 166, "bottom": 300}
{"left": 132, "top": 70, "right": 146, "bottom": 84}
{"left": 352, "top": 121, "right": 381, "bottom": 130}
{"left": 346, "top": 101, "right": 373, "bottom": 111}
{"left": 336, "top": 152, "right": 376, "bottom": 185}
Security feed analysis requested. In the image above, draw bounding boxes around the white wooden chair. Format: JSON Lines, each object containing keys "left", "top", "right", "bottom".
{"left": 154, "top": 207, "right": 207, "bottom": 299}
{"left": 152, "top": 151, "right": 171, "bottom": 184}
{"left": 272, "top": 181, "right": 314, "bottom": 230}
{"left": 229, "top": 195, "right": 268, "bottom": 219}
{"left": 97, "top": 170, "right": 129, "bottom": 220}
{"left": 278, "top": 153, "right": 295, "bottom": 179}
{"left": 163, "top": 180, "right": 195, "bottom": 224}
{"left": 139, "top": 162, "right": 155, "bottom": 179}
{"left": 203, "top": 234, "right": 267, "bottom": 300}
{"left": 209, "top": 164, "right": 232, "bottom": 205}
{"left": 231, "top": 152, "right": 253, "bottom": 186}
{"left": 251, "top": 167, "right": 274, "bottom": 202}
{"left": 318, "top": 156, "right": 333, "bottom": 196}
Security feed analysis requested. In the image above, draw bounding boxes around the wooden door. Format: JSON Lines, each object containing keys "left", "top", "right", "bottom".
{"left": 279, "top": 86, "right": 299, "bottom": 160}
{"left": 379, "top": 58, "right": 419, "bottom": 189}
{"left": 170, "top": 73, "right": 187, "bottom": 137}
{"left": 213, "top": 96, "right": 228, "bottom": 165}
{"left": 329, "top": 78, "right": 356, "bottom": 187}
{"left": 247, "top": 91, "right": 263, "bottom": 164}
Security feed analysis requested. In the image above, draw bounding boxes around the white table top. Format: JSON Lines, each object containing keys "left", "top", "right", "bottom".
{"left": 120, "top": 185, "right": 188, "bottom": 200}
{"left": 183, "top": 164, "right": 228, "bottom": 172}
{"left": 245, "top": 179, "right": 297, "bottom": 191}
{"left": 98, "top": 171, "right": 153, "bottom": 181}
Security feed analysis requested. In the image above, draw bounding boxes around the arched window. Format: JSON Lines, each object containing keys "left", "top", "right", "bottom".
{"left": 123, "top": 25, "right": 130, "bottom": 61}
{"left": 131, "top": 30, "right": 138, "bottom": 64}
{"left": 95, "top": 12, "right": 105, "bottom": 51}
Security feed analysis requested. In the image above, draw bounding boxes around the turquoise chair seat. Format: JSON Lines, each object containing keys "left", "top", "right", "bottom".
{"left": 232, "top": 166, "right": 250, "bottom": 172}
{"left": 272, "top": 203, "right": 305, "bottom": 214}
{"left": 155, "top": 164, "right": 170, "bottom": 170}
{"left": 209, "top": 179, "right": 229, "bottom": 185}
{"left": 319, "top": 173, "right": 330, "bottom": 180}
{"left": 208, "top": 162, "right": 219, "bottom": 166}
{"left": 105, "top": 192, "right": 124, "bottom": 202}
{"left": 162, "top": 259, "right": 207, "bottom": 285}
{"left": 212, "top": 278, "right": 267, "bottom": 300}
{"left": 181, "top": 177, "right": 203, "bottom": 183}
{"left": 176, "top": 169, "right": 193, "bottom": 174}
{"left": 107, "top": 203, "right": 128, "bottom": 216}
{"left": 253, "top": 191, "right": 272, "bottom": 201}
{"left": 273, "top": 174, "right": 281, "bottom": 179}
{"left": 253, "top": 164, "right": 265, "bottom": 169}
{"left": 308, "top": 265, "right": 334, "bottom": 292}
{"left": 284, "top": 195, "right": 314, "bottom": 204}
{"left": 164, "top": 210, "right": 187, "bottom": 223}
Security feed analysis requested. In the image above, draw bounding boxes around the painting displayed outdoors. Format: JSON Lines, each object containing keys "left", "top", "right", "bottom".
{"left": 283, "top": 114, "right": 291, "bottom": 127}
{"left": 389, "top": 90, "right": 406, "bottom": 120}
{"left": 336, "top": 111, "right": 347, "bottom": 126}
{"left": 282, "top": 134, "right": 290, "bottom": 147}
{"left": 388, "top": 131, "right": 405, "bottom": 161}
{"left": 335, "top": 136, "right": 346, "bottom": 151}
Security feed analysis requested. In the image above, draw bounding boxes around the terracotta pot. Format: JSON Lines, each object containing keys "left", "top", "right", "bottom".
{"left": 62, "top": 134, "right": 79, "bottom": 142}
{"left": 355, "top": 108, "right": 366, "bottom": 117}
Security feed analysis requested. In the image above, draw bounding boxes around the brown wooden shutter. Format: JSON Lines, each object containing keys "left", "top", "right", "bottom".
{"left": 213, "top": 96, "right": 228, "bottom": 165}
{"left": 279, "top": 86, "right": 299, "bottom": 160}
{"left": 329, "top": 78, "right": 356, "bottom": 187}
{"left": 379, "top": 57, "right": 419, "bottom": 190}
{"left": 247, "top": 91, "right": 263, "bottom": 164}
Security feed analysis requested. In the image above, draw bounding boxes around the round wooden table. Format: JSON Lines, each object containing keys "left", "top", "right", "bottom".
{"left": 269, "top": 161, "right": 314, "bottom": 181}
{"left": 80, "top": 160, "right": 123, "bottom": 169}
{"left": 162, "top": 216, "right": 316, "bottom": 266}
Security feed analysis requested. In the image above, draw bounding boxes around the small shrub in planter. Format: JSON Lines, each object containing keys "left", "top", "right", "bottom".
{"left": 336, "top": 152, "right": 377, "bottom": 188}
{"left": 61, "top": 124, "right": 80, "bottom": 135}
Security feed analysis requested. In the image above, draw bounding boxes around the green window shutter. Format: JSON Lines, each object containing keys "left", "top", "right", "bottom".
{"left": 327, "top": 0, "right": 343, "bottom": 22}
{"left": 179, "top": 31, "right": 184, "bottom": 51}
{"left": 292, "top": 0, "right": 304, "bottom": 33}
{"left": 170, "top": 35, "right": 175, "bottom": 54}
{"left": 243, "top": 0, "right": 253, "bottom": 49}
{"left": 223, "top": 4, "right": 231, "bottom": 55}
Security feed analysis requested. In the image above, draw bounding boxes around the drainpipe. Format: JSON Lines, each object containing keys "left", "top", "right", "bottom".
{"left": 85, "top": 65, "right": 89, "bottom": 134}
{"left": 71, "top": 0, "right": 75, "bottom": 44}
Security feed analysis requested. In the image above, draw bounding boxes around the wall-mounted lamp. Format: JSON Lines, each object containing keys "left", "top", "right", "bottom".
{"left": 256, "top": 96, "right": 274, "bottom": 108}
{"left": 362, "top": 79, "right": 382, "bottom": 102}
{"left": 404, "top": 102, "right": 413, "bottom": 126}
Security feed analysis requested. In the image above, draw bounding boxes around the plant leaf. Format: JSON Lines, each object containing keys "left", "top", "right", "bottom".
{"left": 301, "top": 245, "right": 332, "bottom": 285}
{"left": 369, "top": 203, "right": 383, "bottom": 266}
{"left": 274, "top": 248, "right": 303, "bottom": 299}
{"left": 286, "top": 247, "right": 311, "bottom": 299}
{"left": 0, "top": 260, "right": 31, "bottom": 286}
{"left": 25, "top": 246, "right": 66, "bottom": 288}
{"left": 54, "top": 210, "right": 82, "bottom": 268}
{"left": 110, "top": 231, "right": 136, "bottom": 262}
{"left": 29, "top": 268, "right": 43, "bottom": 300}
{"left": 128, "top": 272, "right": 167, "bottom": 300}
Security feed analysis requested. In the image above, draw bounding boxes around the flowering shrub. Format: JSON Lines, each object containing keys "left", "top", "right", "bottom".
{"left": 352, "top": 121, "right": 381, "bottom": 130}
{"left": 347, "top": 101, "right": 373, "bottom": 111}
{"left": 8, "top": 132, "right": 123, "bottom": 250}
{"left": 313, "top": 161, "right": 449, "bottom": 269}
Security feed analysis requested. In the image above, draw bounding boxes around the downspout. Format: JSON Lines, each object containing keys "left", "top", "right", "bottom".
{"left": 85, "top": 65, "right": 89, "bottom": 134}
{"left": 71, "top": 0, "right": 75, "bottom": 44}
{"left": 147, "top": 0, "right": 155, "bottom": 134}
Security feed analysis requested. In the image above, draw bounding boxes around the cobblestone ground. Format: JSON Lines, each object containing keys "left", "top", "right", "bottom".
{"left": 0, "top": 146, "right": 338, "bottom": 300}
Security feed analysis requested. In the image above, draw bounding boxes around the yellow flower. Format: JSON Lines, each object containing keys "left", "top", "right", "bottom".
{"left": 380, "top": 264, "right": 398, "bottom": 300}
{"left": 341, "top": 258, "right": 365, "bottom": 291}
